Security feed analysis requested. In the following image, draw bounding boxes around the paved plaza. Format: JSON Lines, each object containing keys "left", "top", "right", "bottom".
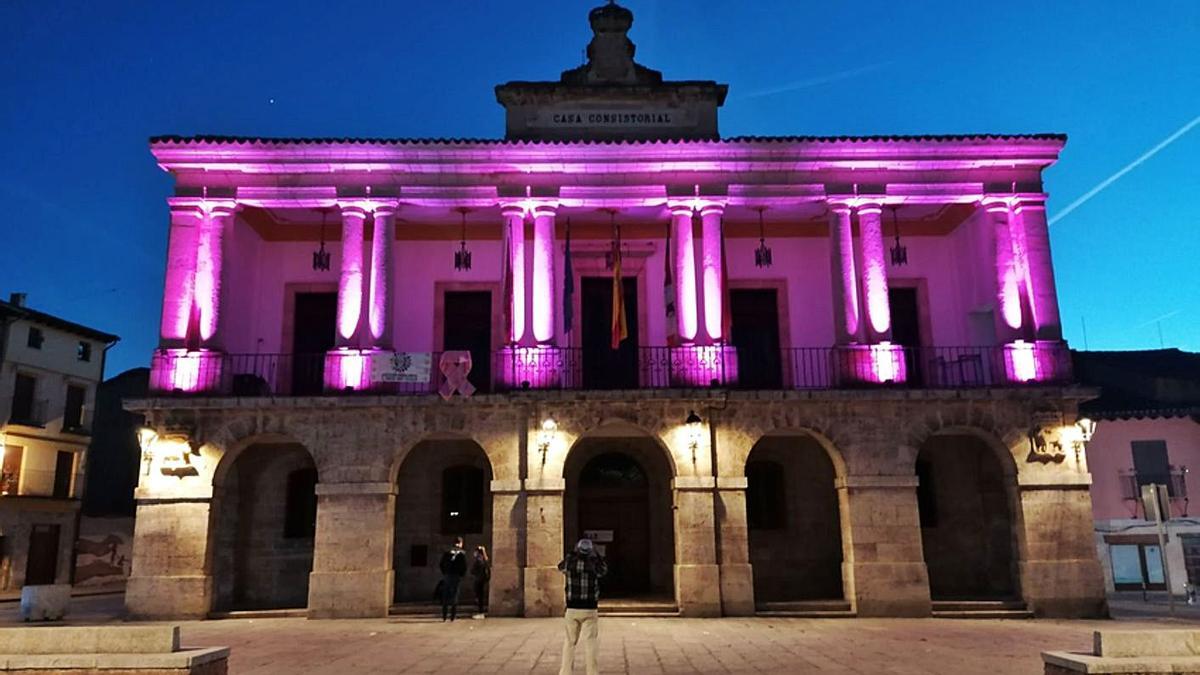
{"left": 0, "top": 594, "right": 1197, "bottom": 674}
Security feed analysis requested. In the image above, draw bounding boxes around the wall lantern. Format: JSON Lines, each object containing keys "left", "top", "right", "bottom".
{"left": 685, "top": 410, "right": 704, "bottom": 465}
{"left": 454, "top": 207, "right": 473, "bottom": 272}
{"left": 537, "top": 417, "right": 558, "bottom": 465}
{"left": 1072, "top": 417, "right": 1097, "bottom": 465}
{"left": 312, "top": 208, "right": 332, "bottom": 272}
{"left": 889, "top": 206, "right": 907, "bottom": 267}
{"left": 753, "top": 207, "right": 772, "bottom": 268}
{"left": 137, "top": 426, "right": 158, "bottom": 476}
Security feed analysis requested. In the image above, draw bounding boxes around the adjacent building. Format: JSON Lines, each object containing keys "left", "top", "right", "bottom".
{"left": 0, "top": 293, "right": 118, "bottom": 590}
{"left": 127, "top": 2, "right": 1106, "bottom": 620}
{"left": 1077, "top": 349, "right": 1200, "bottom": 596}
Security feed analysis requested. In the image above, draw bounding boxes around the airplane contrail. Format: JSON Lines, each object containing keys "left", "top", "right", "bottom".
{"left": 1049, "top": 113, "right": 1200, "bottom": 226}
{"left": 739, "top": 62, "right": 891, "bottom": 100}
{"left": 1132, "top": 309, "right": 1182, "bottom": 330}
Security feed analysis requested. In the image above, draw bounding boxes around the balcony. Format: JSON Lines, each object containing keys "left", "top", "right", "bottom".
{"left": 1118, "top": 467, "right": 1190, "bottom": 515}
{"left": 148, "top": 342, "right": 1072, "bottom": 397}
{"left": 61, "top": 408, "right": 93, "bottom": 436}
{"left": 1, "top": 397, "right": 49, "bottom": 427}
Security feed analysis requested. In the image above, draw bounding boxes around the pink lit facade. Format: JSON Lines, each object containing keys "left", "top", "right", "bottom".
{"left": 147, "top": 136, "right": 1073, "bottom": 394}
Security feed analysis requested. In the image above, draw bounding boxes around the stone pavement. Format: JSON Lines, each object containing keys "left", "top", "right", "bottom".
{"left": 3, "top": 595, "right": 1200, "bottom": 674}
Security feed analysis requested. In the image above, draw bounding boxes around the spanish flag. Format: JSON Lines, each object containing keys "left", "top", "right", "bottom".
{"left": 611, "top": 230, "right": 628, "bottom": 350}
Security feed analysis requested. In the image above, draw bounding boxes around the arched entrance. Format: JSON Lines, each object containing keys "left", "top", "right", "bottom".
{"left": 916, "top": 433, "right": 1019, "bottom": 600}
{"left": 746, "top": 434, "right": 845, "bottom": 604}
{"left": 564, "top": 436, "right": 674, "bottom": 600}
{"left": 211, "top": 442, "right": 317, "bottom": 611}
{"left": 392, "top": 438, "right": 493, "bottom": 605}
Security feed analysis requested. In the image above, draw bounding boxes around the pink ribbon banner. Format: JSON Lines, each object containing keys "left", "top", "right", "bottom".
{"left": 439, "top": 350, "right": 476, "bottom": 400}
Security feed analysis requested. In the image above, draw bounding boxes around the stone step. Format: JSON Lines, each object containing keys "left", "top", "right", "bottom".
{"left": 931, "top": 599, "right": 1032, "bottom": 619}
{"left": 598, "top": 599, "right": 680, "bottom": 617}
{"left": 932, "top": 609, "right": 1034, "bottom": 619}
{"left": 756, "top": 600, "right": 855, "bottom": 618}
{"left": 209, "top": 608, "right": 307, "bottom": 620}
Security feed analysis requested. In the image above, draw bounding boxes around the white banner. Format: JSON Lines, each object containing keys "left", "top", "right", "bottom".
{"left": 370, "top": 352, "right": 432, "bottom": 383}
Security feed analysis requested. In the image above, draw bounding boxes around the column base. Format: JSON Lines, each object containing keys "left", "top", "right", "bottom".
{"left": 675, "top": 564, "right": 721, "bottom": 617}
{"left": 149, "top": 348, "right": 225, "bottom": 394}
{"left": 488, "top": 563, "right": 524, "bottom": 617}
{"left": 850, "top": 562, "right": 932, "bottom": 617}
{"left": 125, "top": 574, "right": 213, "bottom": 620}
{"left": 1019, "top": 559, "right": 1108, "bottom": 618}
{"left": 719, "top": 563, "right": 755, "bottom": 616}
{"left": 523, "top": 566, "right": 565, "bottom": 617}
{"left": 834, "top": 343, "right": 907, "bottom": 385}
{"left": 307, "top": 570, "right": 392, "bottom": 619}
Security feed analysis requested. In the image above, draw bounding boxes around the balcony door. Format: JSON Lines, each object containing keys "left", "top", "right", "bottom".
{"left": 889, "top": 287, "right": 924, "bottom": 385}
{"left": 730, "top": 289, "right": 782, "bottom": 389}
{"left": 443, "top": 291, "right": 493, "bottom": 393}
{"left": 581, "top": 277, "right": 638, "bottom": 389}
{"left": 25, "top": 524, "right": 60, "bottom": 586}
{"left": 291, "top": 292, "right": 337, "bottom": 395}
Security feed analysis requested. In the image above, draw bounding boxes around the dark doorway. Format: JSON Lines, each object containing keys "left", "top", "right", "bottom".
{"left": 889, "top": 287, "right": 923, "bottom": 385}
{"left": 291, "top": 292, "right": 337, "bottom": 395}
{"left": 917, "top": 434, "right": 1017, "bottom": 600}
{"left": 52, "top": 451, "right": 73, "bottom": 499}
{"left": 63, "top": 385, "right": 85, "bottom": 431}
{"left": 11, "top": 374, "right": 37, "bottom": 425}
{"left": 578, "top": 452, "right": 650, "bottom": 595}
{"left": 581, "top": 277, "right": 638, "bottom": 389}
{"left": 443, "top": 291, "right": 493, "bottom": 393}
{"left": 730, "top": 289, "right": 782, "bottom": 389}
{"left": 25, "top": 524, "right": 60, "bottom": 586}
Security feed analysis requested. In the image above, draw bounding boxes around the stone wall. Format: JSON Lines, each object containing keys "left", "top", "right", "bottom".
{"left": 125, "top": 386, "right": 1107, "bottom": 619}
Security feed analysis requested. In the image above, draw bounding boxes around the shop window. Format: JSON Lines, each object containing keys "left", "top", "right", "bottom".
{"left": 441, "top": 465, "right": 484, "bottom": 535}
{"left": 1111, "top": 543, "right": 1166, "bottom": 590}
{"left": 746, "top": 460, "right": 786, "bottom": 530}
{"left": 283, "top": 468, "right": 318, "bottom": 538}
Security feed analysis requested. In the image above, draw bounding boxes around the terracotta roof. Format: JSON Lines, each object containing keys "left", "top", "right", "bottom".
{"left": 148, "top": 133, "right": 1067, "bottom": 147}
{"left": 0, "top": 299, "right": 119, "bottom": 344}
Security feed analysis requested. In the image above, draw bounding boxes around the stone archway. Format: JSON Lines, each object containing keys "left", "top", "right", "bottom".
{"left": 916, "top": 432, "right": 1020, "bottom": 600}
{"left": 211, "top": 441, "right": 317, "bottom": 611}
{"left": 392, "top": 438, "right": 493, "bottom": 606}
{"left": 745, "top": 433, "right": 845, "bottom": 605}
{"left": 563, "top": 434, "right": 675, "bottom": 601}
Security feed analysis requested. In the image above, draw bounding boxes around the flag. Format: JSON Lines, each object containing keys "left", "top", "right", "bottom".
{"left": 501, "top": 216, "right": 512, "bottom": 344}
{"left": 563, "top": 218, "right": 574, "bottom": 334}
{"left": 720, "top": 216, "right": 732, "bottom": 342}
{"left": 663, "top": 220, "right": 678, "bottom": 346}
{"left": 611, "top": 226, "right": 628, "bottom": 350}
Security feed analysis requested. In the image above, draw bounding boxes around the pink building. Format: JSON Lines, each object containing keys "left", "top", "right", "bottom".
{"left": 1076, "top": 350, "right": 1200, "bottom": 596}
{"left": 126, "top": 2, "right": 1105, "bottom": 620}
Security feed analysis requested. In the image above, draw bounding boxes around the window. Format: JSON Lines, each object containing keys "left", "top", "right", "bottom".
{"left": 916, "top": 459, "right": 938, "bottom": 527}
{"left": 1, "top": 445, "right": 23, "bottom": 495}
{"left": 26, "top": 327, "right": 43, "bottom": 349}
{"left": 1110, "top": 543, "right": 1166, "bottom": 590}
{"left": 63, "top": 385, "right": 85, "bottom": 431}
{"left": 283, "top": 468, "right": 318, "bottom": 538}
{"left": 441, "top": 465, "right": 485, "bottom": 535}
{"left": 1132, "top": 440, "right": 1172, "bottom": 496}
{"left": 10, "top": 374, "right": 37, "bottom": 425}
{"left": 77, "top": 341, "right": 91, "bottom": 362}
{"left": 746, "top": 461, "right": 786, "bottom": 530}
{"left": 52, "top": 451, "right": 74, "bottom": 499}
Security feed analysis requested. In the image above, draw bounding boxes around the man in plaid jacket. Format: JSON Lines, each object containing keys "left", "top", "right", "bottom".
{"left": 557, "top": 538, "right": 608, "bottom": 675}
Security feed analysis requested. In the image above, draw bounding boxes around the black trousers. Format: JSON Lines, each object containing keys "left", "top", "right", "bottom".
{"left": 440, "top": 575, "right": 462, "bottom": 620}
{"left": 473, "top": 576, "right": 488, "bottom": 613}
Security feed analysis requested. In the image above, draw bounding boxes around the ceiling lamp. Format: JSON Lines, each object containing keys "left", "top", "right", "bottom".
{"left": 754, "top": 207, "right": 772, "bottom": 268}
{"left": 312, "top": 208, "right": 332, "bottom": 271}
{"left": 454, "top": 207, "right": 473, "bottom": 271}
{"left": 890, "top": 206, "right": 908, "bottom": 266}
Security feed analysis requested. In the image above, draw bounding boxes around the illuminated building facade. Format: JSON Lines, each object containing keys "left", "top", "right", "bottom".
{"left": 128, "top": 2, "right": 1105, "bottom": 619}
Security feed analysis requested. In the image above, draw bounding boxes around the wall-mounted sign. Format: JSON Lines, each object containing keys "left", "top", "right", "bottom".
{"left": 531, "top": 109, "right": 681, "bottom": 130}
{"left": 370, "top": 352, "right": 432, "bottom": 383}
{"left": 583, "top": 529, "right": 613, "bottom": 543}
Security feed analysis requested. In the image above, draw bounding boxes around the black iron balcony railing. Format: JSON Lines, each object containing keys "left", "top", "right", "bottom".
{"left": 1, "top": 397, "right": 49, "bottom": 427}
{"left": 148, "top": 342, "right": 1072, "bottom": 397}
{"left": 1118, "top": 467, "right": 1190, "bottom": 502}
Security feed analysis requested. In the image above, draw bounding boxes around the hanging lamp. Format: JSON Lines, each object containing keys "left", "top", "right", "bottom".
{"left": 754, "top": 207, "right": 772, "bottom": 268}
{"left": 454, "top": 207, "right": 473, "bottom": 271}
{"left": 889, "top": 205, "right": 907, "bottom": 266}
{"left": 312, "top": 208, "right": 332, "bottom": 271}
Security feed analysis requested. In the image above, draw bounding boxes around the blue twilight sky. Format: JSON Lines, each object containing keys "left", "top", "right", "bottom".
{"left": 1, "top": 1, "right": 1198, "bottom": 376}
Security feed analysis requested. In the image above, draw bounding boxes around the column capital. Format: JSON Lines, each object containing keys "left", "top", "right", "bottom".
{"left": 530, "top": 201, "right": 559, "bottom": 218}
{"left": 166, "top": 197, "right": 238, "bottom": 217}
{"left": 854, "top": 201, "right": 883, "bottom": 216}
{"left": 499, "top": 202, "right": 528, "bottom": 218}
{"left": 981, "top": 195, "right": 1015, "bottom": 212}
{"left": 369, "top": 201, "right": 399, "bottom": 218}
{"left": 336, "top": 202, "right": 371, "bottom": 218}
{"left": 697, "top": 201, "right": 726, "bottom": 218}
{"left": 1012, "top": 196, "right": 1048, "bottom": 212}
{"left": 667, "top": 201, "right": 696, "bottom": 217}
{"left": 827, "top": 200, "right": 855, "bottom": 215}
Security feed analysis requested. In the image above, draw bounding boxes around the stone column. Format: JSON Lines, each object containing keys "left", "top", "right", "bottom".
{"left": 502, "top": 206, "right": 527, "bottom": 344}
{"left": 1014, "top": 479, "right": 1107, "bottom": 617}
{"left": 672, "top": 477, "right": 721, "bottom": 616}
{"left": 159, "top": 202, "right": 203, "bottom": 345}
{"left": 856, "top": 203, "right": 892, "bottom": 343}
{"left": 669, "top": 204, "right": 700, "bottom": 342}
{"left": 523, "top": 477, "right": 565, "bottom": 617}
{"left": 367, "top": 204, "right": 396, "bottom": 348}
{"left": 838, "top": 475, "right": 931, "bottom": 617}
{"left": 336, "top": 205, "right": 369, "bottom": 347}
{"left": 828, "top": 203, "right": 862, "bottom": 344}
{"left": 126, "top": 497, "right": 215, "bottom": 619}
{"left": 984, "top": 198, "right": 1025, "bottom": 342}
{"left": 698, "top": 203, "right": 726, "bottom": 342}
{"left": 193, "top": 204, "right": 235, "bottom": 349}
{"left": 714, "top": 476, "right": 754, "bottom": 616}
{"left": 307, "top": 482, "right": 395, "bottom": 618}
{"left": 488, "top": 480, "right": 525, "bottom": 616}
{"left": 531, "top": 204, "right": 557, "bottom": 344}
{"left": 1014, "top": 199, "right": 1063, "bottom": 340}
